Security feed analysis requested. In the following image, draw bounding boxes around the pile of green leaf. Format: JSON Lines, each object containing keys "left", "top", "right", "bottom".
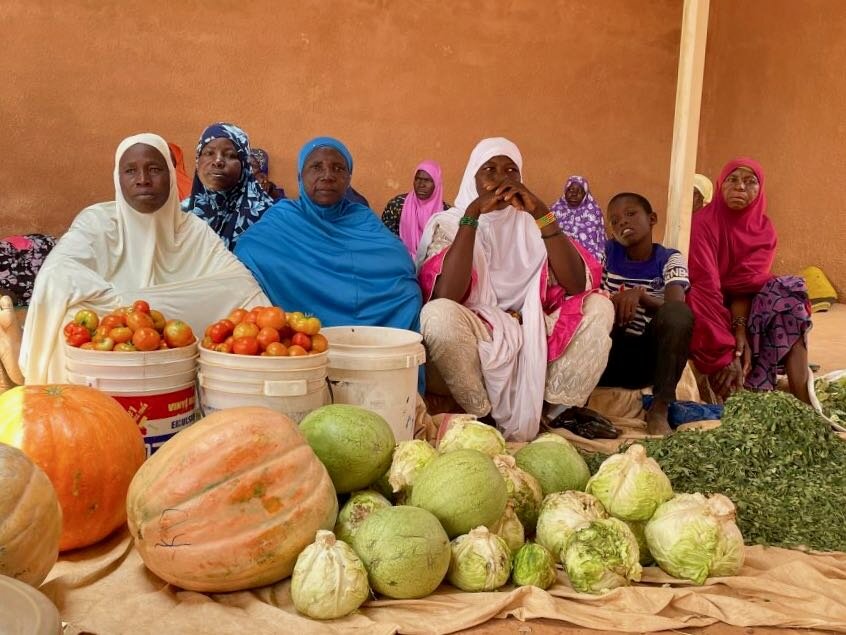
{"left": 815, "top": 375, "right": 846, "bottom": 425}
{"left": 587, "top": 391, "right": 846, "bottom": 551}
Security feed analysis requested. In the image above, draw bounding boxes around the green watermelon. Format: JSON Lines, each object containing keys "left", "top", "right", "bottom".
{"left": 299, "top": 405, "right": 395, "bottom": 493}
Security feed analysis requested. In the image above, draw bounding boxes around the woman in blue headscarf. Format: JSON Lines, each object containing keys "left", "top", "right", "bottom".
{"left": 235, "top": 137, "right": 422, "bottom": 332}
{"left": 186, "top": 122, "right": 274, "bottom": 250}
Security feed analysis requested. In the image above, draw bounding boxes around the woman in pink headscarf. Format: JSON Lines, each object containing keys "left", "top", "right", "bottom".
{"left": 381, "top": 160, "right": 450, "bottom": 257}
{"left": 688, "top": 157, "right": 812, "bottom": 403}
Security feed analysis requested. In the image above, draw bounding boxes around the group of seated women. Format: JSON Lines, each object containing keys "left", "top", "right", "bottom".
{"left": 3, "top": 123, "right": 812, "bottom": 442}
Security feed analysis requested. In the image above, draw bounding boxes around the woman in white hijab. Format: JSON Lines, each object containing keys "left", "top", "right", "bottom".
{"left": 417, "top": 138, "right": 613, "bottom": 441}
{"left": 21, "top": 133, "right": 268, "bottom": 383}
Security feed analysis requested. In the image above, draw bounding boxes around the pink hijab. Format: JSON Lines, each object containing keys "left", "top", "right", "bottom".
{"left": 688, "top": 157, "right": 778, "bottom": 374}
{"left": 398, "top": 160, "right": 444, "bottom": 258}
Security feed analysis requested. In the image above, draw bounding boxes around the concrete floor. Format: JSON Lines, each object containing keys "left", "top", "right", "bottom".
{"left": 464, "top": 304, "right": 845, "bottom": 635}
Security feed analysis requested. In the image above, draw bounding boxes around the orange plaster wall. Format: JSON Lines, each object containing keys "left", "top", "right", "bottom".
{"left": 0, "top": 0, "right": 681, "bottom": 242}
{"left": 698, "top": 0, "right": 846, "bottom": 298}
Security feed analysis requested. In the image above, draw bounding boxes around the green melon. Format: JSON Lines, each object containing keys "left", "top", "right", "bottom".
{"left": 409, "top": 449, "right": 507, "bottom": 538}
{"left": 352, "top": 506, "right": 450, "bottom": 599}
{"left": 514, "top": 439, "right": 590, "bottom": 496}
{"left": 299, "top": 405, "right": 395, "bottom": 493}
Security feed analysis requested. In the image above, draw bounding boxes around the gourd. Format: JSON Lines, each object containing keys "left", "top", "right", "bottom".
{"left": 0, "top": 385, "right": 145, "bottom": 551}
{"left": 126, "top": 406, "right": 338, "bottom": 592}
{"left": 0, "top": 444, "right": 62, "bottom": 586}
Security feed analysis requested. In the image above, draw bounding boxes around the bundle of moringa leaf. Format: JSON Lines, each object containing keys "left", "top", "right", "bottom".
{"left": 585, "top": 390, "right": 846, "bottom": 551}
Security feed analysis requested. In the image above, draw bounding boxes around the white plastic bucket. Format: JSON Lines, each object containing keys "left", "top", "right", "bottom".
{"left": 198, "top": 347, "right": 330, "bottom": 422}
{"left": 321, "top": 326, "right": 425, "bottom": 442}
{"left": 65, "top": 342, "right": 199, "bottom": 457}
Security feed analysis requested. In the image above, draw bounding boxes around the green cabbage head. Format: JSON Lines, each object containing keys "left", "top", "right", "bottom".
{"left": 585, "top": 444, "right": 673, "bottom": 521}
{"left": 438, "top": 418, "right": 506, "bottom": 457}
{"left": 447, "top": 526, "right": 512, "bottom": 592}
{"left": 562, "top": 518, "right": 642, "bottom": 594}
{"left": 535, "top": 490, "right": 607, "bottom": 560}
{"left": 645, "top": 493, "right": 745, "bottom": 585}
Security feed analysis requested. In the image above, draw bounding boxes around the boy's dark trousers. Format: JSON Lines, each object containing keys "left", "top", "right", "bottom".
{"left": 598, "top": 301, "right": 694, "bottom": 401}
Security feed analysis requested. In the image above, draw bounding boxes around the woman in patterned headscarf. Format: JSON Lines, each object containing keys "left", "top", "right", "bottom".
{"left": 186, "top": 123, "right": 274, "bottom": 250}
{"left": 550, "top": 175, "right": 606, "bottom": 263}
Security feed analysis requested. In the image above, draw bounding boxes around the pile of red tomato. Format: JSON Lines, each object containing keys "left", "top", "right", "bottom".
{"left": 201, "top": 306, "right": 328, "bottom": 357}
{"left": 63, "top": 300, "right": 196, "bottom": 352}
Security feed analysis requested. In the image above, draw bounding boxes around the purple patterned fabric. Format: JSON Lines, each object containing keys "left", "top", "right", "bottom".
{"left": 0, "top": 233, "right": 57, "bottom": 304}
{"left": 745, "top": 275, "right": 811, "bottom": 391}
{"left": 550, "top": 175, "right": 606, "bottom": 262}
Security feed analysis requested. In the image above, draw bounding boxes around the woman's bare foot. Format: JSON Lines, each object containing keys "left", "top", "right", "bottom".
{"left": 0, "top": 295, "right": 24, "bottom": 386}
{"left": 646, "top": 398, "right": 673, "bottom": 436}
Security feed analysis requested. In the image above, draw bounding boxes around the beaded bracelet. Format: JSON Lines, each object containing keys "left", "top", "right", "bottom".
{"left": 535, "top": 211, "right": 556, "bottom": 230}
{"left": 459, "top": 215, "right": 479, "bottom": 229}
{"left": 731, "top": 315, "right": 747, "bottom": 329}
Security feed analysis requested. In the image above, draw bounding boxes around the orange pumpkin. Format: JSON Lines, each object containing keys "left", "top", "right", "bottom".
{"left": 0, "top": 385, "right": 145, "bottom": 551}
{"left": 126, "top": 406, "right": 338, "bottom": 592}
{"left": 0, "top": 443, "right": 62, "bottom": 586}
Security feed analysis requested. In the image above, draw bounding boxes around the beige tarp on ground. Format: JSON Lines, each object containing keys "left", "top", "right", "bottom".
{"left": 44, "top": 529, "right": 846, "bottom": 635}
{"left": 43, "top": 375, "right": 846, "bottom": 634}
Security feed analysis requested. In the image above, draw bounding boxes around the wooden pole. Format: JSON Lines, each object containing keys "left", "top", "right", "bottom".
{"left": 664, "top": 0, "right": 710, "bottom": 254}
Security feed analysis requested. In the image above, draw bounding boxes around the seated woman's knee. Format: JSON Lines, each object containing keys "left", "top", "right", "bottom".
{"left": 420, "top": 297, "right": 462, "bottom": 334}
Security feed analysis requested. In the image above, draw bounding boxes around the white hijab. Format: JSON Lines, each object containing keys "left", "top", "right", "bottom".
{"left": 21, "top": 133, "right": 268, "bottom": 383}
{"left": 417, "top": 138, "right": 549, "bottom": 441}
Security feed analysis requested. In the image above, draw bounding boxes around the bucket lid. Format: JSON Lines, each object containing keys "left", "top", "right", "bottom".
{"left": 0, "top": 575, "right": 62, "bottom": 635}
{"left": 321, "top": 325, "right": 422, "bottom": 350}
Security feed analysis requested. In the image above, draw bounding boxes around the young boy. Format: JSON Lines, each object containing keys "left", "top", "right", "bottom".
{"left": 599, "top": 193, "right": 693, "bottom": 436}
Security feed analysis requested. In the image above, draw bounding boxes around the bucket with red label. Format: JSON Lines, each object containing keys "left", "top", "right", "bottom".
{"left": 65, "top": 342, "right": 199, "bottom": 457}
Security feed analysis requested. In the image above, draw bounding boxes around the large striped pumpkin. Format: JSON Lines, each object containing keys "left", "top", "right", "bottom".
{"left": 126, "top": 406, "right": 338, "bottom": 592}
{"left": 0, "top": 443, "right": 62, "bottom": 586}
{"left": 0, "top": 385, "right": 145, "bottom": 551}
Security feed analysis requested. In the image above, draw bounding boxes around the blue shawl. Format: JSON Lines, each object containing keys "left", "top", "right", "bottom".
{"left": 235, "top": 137, "right": 422, "bottom": 332}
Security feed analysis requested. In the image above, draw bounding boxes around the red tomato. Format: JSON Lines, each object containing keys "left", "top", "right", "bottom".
{"left": 227, "top": 308, "right": 248, "bottom": 325}
{"left": 243, "top": 308, "right": 261, "bottom": 325}
{"left": 132, "top": 327, "right": 161, "bottom": 351}
{"left": 224, "top": 336, "right": 235, "bottom": 346}
{"left": 132, "top": 300, "right": 151, "bottom": 314}
{"left": 63, "top": 321, "right": 75, "bottom": 338}
{"left": 256, "top": 327, "right": 280, "bottom": 351}
{"left": 265, "top": 342, "right": 289, "bottom": 356}
{"left": 126, "top": 311, "right": 154, "bottom": 332}
{"left": 291, "top": 332, "right": 312, "bottom": 351}
{"left": 233, "top": 322, "right": 260, "bottom": 340}
{"left": 149, "top": 309, "right": 166, "bottom": 332}
{"left": 232, "top": 336, "right": 260, "bottom": 356}
{"left": 209, "top": 319, "right": 235, "bottom": 344}
{"left": 201, "top": 336, "right": 214, "bottom": 349}
{"left": 114, "top": 342, "right": 137, "bottom": 352}
{"left": 113, "top": 306, "right": 133, "bottom": 316}
{"left": 66, "top": 324, "right": 92, "bottom": 347}
{"left": 159, "top": 341, "right": 169, "bottom": 350}
{"left": 79, "top": 342, "right": 96, "bottom": 350}
{"left": 256, "top": 307, "right": 287, "bottom": 331}
{"left": 287, "top": 344, "right": 308, "bottom": 357}
{"left": 101, "top": 314, "right": 126, "bottom": 330}
{"left": 214, "top": 342, "right": 232, "bottom": 354}
{"left": 163, "top": 320, "right": 195, "bottom": 348}
{"left": 93, "top": 325, "right": 111, "bottom": 341}
{"left": 109, "top": 326, "right": 134, "bottom": 344}
{"left": 310, "top": 333, "right": 329, "bottom": 353}
{"left": 93, "top": 337, "right": 115, "bottom": 352}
